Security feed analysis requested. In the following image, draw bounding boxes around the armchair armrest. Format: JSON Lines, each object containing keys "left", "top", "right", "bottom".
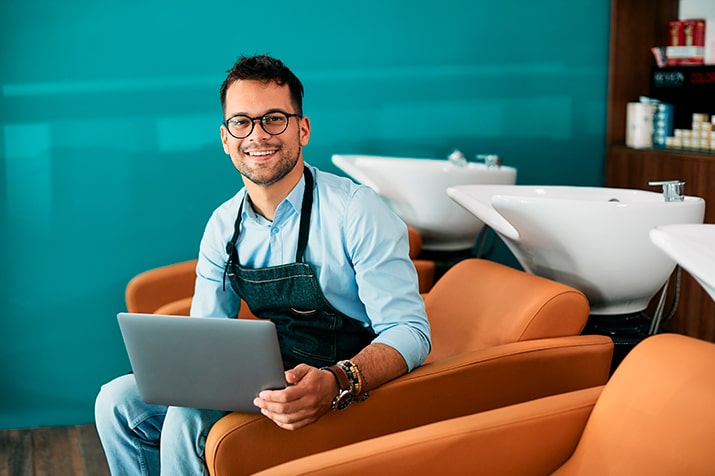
{"left": 205, "top": 334, "right": 613, "bottom": 475}
{"left": 257, "top": 386, "right": 603, "bottom": 476}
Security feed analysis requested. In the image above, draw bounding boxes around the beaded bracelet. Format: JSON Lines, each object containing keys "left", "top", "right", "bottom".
{"left": 338, "top": 360, "right": 369, "bottom": 401}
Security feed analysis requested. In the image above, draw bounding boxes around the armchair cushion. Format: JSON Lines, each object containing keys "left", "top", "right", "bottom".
{"left": 257, "top": 333, "right": 715, "bottom": 476}
{"left": 256, "top": 386, "right": 603, "bottom": 476}
{"left": 207, "top": 335, "right": 612, "bottom": 476}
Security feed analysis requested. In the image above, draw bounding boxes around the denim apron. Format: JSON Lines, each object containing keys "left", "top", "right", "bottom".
{"left": 224, "top": 167, "right": 376, "bottom": 370}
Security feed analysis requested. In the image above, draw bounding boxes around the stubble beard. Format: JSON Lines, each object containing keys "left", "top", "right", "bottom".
{"left": 236, "top": 146, "right": 301, "bottom": 186}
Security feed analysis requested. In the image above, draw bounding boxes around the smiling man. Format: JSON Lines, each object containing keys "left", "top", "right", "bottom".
{"left": 95, "top": 55, "right": 431, "bottom": 475}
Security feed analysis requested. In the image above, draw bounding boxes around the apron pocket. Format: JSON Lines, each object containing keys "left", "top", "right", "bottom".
{"left": 290, "top": 308, "right": 317, "bottom": 314}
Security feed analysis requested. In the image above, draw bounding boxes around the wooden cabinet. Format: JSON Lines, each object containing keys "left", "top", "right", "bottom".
{"left": 605, "top": 0, "right": 715, "bottom": 342}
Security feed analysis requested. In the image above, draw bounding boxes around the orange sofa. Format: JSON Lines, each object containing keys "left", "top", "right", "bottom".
{"left": 256, "top": 333, "right": 714, "bottom": 476}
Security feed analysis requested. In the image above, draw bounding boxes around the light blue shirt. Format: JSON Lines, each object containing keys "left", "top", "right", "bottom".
{"left": 190, "top": 164, "right": 431, "bottom": 371}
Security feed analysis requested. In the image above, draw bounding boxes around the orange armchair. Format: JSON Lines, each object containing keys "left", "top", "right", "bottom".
{"left": 257, "top": 333, "right": 714, "bottom": 476}
{"left": 204, "top": 259, "right": 613, "bottom": 475}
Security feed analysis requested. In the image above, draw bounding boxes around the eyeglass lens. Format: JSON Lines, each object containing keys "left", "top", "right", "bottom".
{"left": 225, "top": 112, "right": 291, "bottom": 139}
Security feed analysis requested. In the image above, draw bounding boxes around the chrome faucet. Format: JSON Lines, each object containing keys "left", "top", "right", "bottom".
{"left": 447, "top": 149, "right": 467, "bottom": 167}
{"left": 476, "top": 154, "right": 502, "bottom": 169}
{"left": 649, "top": 180, "right": 685, "bottom": 202}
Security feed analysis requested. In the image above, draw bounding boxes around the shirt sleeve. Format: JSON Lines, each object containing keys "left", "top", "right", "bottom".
{"left": 189, "top": 205, "right": 242, "bottom": 318}
{"left": 343, "top": 187, "right": 432, "bottom": 371}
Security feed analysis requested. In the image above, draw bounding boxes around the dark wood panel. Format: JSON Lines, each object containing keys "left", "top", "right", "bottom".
{"left": 76, "top": 425, "right": 110, "bottom": 475}
{"left": 0, "top": 429, "right": 33, "bottom": 476}
{"left": 0, "top": 425, "right": 109, "bottom": 476}
{"left": 606, "top": 145, "right": 715, "bottom": 343}
{"left": 671, "top": 275, "right": 715, "bottom": 339}
{"left": 605, "top": 146, "right": 714, "bottom": 221}
{"left": 31, "top": 427, "right": 82, "bottom": 475}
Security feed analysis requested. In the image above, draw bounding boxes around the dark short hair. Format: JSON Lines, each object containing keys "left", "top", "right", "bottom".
{"left": 219, "top": 55, "right": 304, "bottom": 115}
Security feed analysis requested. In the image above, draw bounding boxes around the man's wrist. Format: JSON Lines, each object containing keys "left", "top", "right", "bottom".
{"left": 321, "top": 365, "right": 350, "bottom": 392}
{"left": 337, "top": 360, "right": 368, "bottom": 400}
{"left": 320, "top": 361, "right": 368, "bottom": 411}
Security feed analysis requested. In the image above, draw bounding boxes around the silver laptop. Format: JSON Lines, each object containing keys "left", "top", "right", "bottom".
{"left": 117, "top": 312, "right": 287, "bottom": 413}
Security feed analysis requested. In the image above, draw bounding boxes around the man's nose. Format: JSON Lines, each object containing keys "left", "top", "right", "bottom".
{"left": 246, "top": 118, "right": 271, "bottom": 139}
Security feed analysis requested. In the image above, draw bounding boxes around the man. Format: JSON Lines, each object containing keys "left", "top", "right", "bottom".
{"left": 95, "top": 54, "right": 431, "bottom": 475}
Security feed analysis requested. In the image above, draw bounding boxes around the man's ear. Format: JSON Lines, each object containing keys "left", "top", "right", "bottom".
{"left": 220, "top": 125, "right": 230, "bottom": 154}
{"left": 299, "top": 116, "right": 311, "bottom": 147}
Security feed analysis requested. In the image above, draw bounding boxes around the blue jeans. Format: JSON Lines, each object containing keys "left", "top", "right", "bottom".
{"left": 95, "top": 374, "right": 228, "bottom": 475}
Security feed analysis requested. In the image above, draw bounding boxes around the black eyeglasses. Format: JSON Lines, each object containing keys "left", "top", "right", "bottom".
{"left": 222, "top": 111, "right": 302, "bottom": 139}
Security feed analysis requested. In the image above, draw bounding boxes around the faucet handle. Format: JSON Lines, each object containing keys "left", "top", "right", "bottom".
{"left": 648, "top": 180, "right": 685, "bottom": 202}
{"left": 476, "top": 154, "right": 501, "bottom": 169}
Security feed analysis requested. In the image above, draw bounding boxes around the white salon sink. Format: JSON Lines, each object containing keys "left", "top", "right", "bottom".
{"left": 332, "top": 154, "right": 517, "bottom": 251}
{"left": 447, "top": 185, "right": 705, "bottom": 315}
{"left": 650, "top": 224, "right": 715, "bottom": 302}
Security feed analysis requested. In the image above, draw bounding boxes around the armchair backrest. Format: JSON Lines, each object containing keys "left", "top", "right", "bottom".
{"left": 554, "top": 333, "right": 715, "bottom": 475}
{"left": 424, "top": 259, "right": 590, "bottom": 364}
{"left": 406, "top": 226, "right": 422, "bottom": 259}
{"left": 125, "top": 259, "right": 197, "bottom": 314}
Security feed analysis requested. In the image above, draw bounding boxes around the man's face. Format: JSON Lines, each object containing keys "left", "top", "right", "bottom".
{"left": 220, "top": 80, "right": 310, "bottom": 186}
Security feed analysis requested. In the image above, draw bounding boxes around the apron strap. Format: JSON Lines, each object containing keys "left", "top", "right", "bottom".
{"left": 223, "top": 166, "right": 314, "bottom": 289}
{"left": 223, "top": 199, "right": 243, "bottom": 291}
{"left": 295, "top": 166, "right": 313, "bottom": 263}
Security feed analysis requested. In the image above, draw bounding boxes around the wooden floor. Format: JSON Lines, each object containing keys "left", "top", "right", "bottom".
{"left": 0, "top": 425, "right": 109, "bottom": 476}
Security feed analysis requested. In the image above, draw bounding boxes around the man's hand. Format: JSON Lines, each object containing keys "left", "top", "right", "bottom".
{"left": 253, "top": 364, "right": 337, "bottom": 430}
{"left": 253, "top": 344, "right": 407, "bottom": 430}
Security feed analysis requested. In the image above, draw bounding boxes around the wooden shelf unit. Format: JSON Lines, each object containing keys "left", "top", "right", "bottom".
{"left": 605, "top": 0, "right": 715, "bottom": 342}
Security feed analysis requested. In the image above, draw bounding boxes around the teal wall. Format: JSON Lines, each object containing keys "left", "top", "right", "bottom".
{"left": 1, "top": 0, "right": 609, "bottom": 429}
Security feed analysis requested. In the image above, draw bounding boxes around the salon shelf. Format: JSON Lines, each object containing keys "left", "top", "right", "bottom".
{"left": 605, "top": 0, "right": 715, "bottom": 343}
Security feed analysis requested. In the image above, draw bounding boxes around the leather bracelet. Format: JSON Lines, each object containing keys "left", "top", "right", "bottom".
{"left": 320, "top": 365, "right": 350, "bottom": 391}
{"left": 321, "top": 365, "right": 355, "bottom": 411}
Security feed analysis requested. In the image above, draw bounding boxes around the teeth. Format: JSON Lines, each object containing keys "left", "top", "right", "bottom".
{"left": 248, "top": 151, "right": 274, "bottom": 157}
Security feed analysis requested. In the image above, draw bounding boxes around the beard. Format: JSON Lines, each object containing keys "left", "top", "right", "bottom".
{"left": 235, "top": 145, "right": 301, "bottom": 186}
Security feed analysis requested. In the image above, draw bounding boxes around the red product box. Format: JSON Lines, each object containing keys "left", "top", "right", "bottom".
{"left": 669, "top": 20, "right": 684, "bottom": 46}
{"left": 683, "top": 19, "right": 706, "bottom": 47}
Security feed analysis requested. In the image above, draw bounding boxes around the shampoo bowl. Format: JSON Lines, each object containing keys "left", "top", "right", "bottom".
{"left": 332, "top": 154, "right": 517, "bottom": 251}
{"left": 447, "top": 185, "right": 705, "bottom": 315}
{"left": 650, "top": 224, "right": 715, "bottom": 302}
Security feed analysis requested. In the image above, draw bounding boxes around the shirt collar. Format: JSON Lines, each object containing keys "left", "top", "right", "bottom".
{"left": 242, "top": 165, "right": 309, "bottom": 223}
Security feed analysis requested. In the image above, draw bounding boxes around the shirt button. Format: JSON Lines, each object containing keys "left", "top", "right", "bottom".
{"left": 271, "top": 226, "right": 279, "bottom": 235}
